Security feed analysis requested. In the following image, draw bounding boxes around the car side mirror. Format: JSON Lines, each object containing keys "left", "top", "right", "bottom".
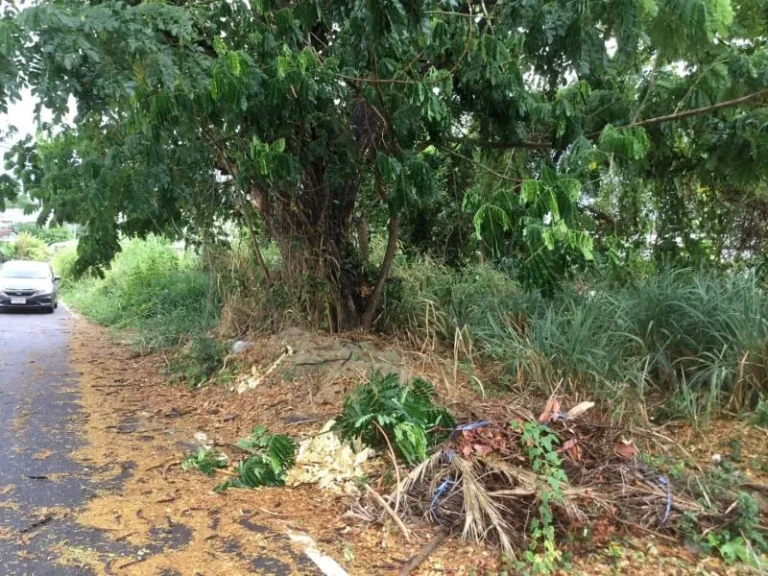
{"left": 54, "top": 275, "right": 61, "bottom": 283}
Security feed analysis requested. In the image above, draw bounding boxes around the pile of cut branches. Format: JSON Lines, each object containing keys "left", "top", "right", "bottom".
{"left": 368, "top": 395, "right": 768, "bottom": 559}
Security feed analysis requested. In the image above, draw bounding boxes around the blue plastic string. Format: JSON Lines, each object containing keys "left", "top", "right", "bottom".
{"left": 657, "top": 475, "right": 672, "bottom": 524}
{"left": 455, "top": 421, "right": 491, "bottom": 432}
{"left": 430, "top": 479, "right": 456, "bottom": 519}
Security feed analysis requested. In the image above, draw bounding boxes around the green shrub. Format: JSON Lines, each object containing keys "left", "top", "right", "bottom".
{"left": 51, "top": 246, "right": 80, "bottom": 290}
{"left": 182, "top": 448, "right": 228, "bottom": 476}
{"left": 12, "top": 223, "right": 74, "bottom": 245}
{"left": 333, "top": 372, "right": 455, "bottom": 464}
{"left": 751, "top": 395, "right": 768, "bottom": 428}
{"left": 214, "top": 426, "right": 296, "bottom": 491}
{"left": 169, "top": 336, "right": 227, "bottom": 388}
{"left": 1, "top": 232, "right": 49, "bottom": 261}
{"left": 61, "top": 237, "right": 216, "bottom": 351}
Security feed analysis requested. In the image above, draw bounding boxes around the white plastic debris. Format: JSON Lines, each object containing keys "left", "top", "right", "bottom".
{"left": 231, "top": 340, "right": 251, "bottom": 354}
{"left": 285, "top": 420, "right": 375, "bottom": 495}
{"left": 193, "top": 431, "right": 211, "bottom": 450}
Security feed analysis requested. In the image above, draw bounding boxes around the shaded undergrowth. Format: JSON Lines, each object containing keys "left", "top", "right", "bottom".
{"left": 54, "top": 237, "right": 768, "bottom": 424}
{"left": 384, "top": 260, "right": 768, "bottom": 424}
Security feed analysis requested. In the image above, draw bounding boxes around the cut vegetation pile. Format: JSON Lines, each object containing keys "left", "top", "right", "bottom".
{"left": 356, "top": 391, "right": 768, "bottom": 569}
{"left": 179, "top": 366, "right": 768, "bottom": 569}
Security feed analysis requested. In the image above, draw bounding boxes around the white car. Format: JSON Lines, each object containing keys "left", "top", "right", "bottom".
{"left": 0, "top": 260, "right": 60, "bottom": 313}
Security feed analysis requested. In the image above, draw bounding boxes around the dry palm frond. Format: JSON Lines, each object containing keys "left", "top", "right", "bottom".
{"left": 375, "top": 396, "right": 767, "bottom": 558}
{"left": 451, "top": 455, "right": 516, "bottom": 556}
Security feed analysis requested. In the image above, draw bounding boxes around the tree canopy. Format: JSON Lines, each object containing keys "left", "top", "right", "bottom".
{"left": 1, "top": 0, "right": 767, "bottom": 327}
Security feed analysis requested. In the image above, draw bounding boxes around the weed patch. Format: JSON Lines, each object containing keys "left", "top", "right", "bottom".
{"left": 385, "top": 263, "right": 768, "bottom": 423}
{"left": 333, "top": 372, "right": 455, "bottom": 464}
{"left": 168, "top": 336, "right": 227, "bottom": 388}
{"left": 55, "top": 237, "right": 217, "bottom": 352}
{"left": 181, "top": 448, "right": 228, "bottom": 476}
{"left": 215, "top": 426, "right": 296, "bottom": 491}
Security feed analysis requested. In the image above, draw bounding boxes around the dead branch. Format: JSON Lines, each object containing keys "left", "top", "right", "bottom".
{"left": 398, "top": 531, "right": 447, "bottom": 576}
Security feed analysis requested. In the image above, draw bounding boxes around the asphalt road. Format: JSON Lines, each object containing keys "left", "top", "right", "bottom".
{"left": 0, "top": 307, "right": 143, "bottom": 574}
{"left": 0, "top": 308, "right": 328, "bottom": 576}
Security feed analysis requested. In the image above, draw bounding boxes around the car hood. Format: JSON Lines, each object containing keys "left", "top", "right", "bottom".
{"left": 0, "top": 278, "right": 53, "bottom": 292}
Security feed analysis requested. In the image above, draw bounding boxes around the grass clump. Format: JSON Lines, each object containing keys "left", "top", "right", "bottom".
{"left": 182, "top": 448, "right": 228, "bottom": 476}
{"left": 168, "top": 335, "right": 227, "bottom": 388}
{"left": 215, "top": 426, "right": 296, "bottom": 491}
{"left": 55, "top": 237, "right": 217, "bottom": 352}
{"left": 386, "top": 261, "right": 768, "bottom": 424}
{"left": 0, "top": 232, "right": 49, "bottom": 261}
{"left": 750, "top": 395, "right": 768, "bottom": 428}
{"left": 333, "top": 372, "right": 455, "bottom": 464}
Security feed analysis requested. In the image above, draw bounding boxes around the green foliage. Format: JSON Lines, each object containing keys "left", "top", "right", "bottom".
{"left": 387, "top": 261, "right": 768, "bottom": 423}
{"left": 169, "top": 336, "right": 226, "bottom": 388}
{"left": 51, "top": 247, "right": 79, "bottom": 291}
{"left": 516, "top": 421, "right": 567, "bottom": 574}
{"left": 215, "top": 426, "right": 296, "bottom": 491}
{"left": 182, "top": 448, "right": 228, "bottom": 476}
{"left": 12, "top": 223, "right": 73, "bottom": 245}
{"left": 333, "top": 372, "right": 455, "bottom": 464}
{"left": 60, "top": 237, "right": 216, "bottom": 352}
{"left": 0, "top": 232, "right": 49, "bottom": 261}
{"left": 3, "top": 0, "right": 766, "bottom": 327}
{"left": 751, "top": 395, "right": 768, "bottom": 428}
{"left": 466, "top": 166, "right": 593, "bottom": 293}
{"left": 684, "top": 476, "right": 767, "bottom": 566}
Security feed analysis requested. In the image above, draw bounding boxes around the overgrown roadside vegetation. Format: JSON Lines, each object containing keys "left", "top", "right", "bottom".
{"left": 52, "top": 236, "right": 768, "bottom": 573}
{"left": 4, "top": 0, "right": 768, "bottom": 571}
{"left": 56, "top": 237, "right": 768, "bottom": 426}
{"left": 53, "top": 237, "right": 219, "bottom": 356}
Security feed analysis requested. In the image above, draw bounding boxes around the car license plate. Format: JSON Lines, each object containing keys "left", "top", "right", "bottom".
{"left": 10, "top": 297, "right": 26, "bottom": 305}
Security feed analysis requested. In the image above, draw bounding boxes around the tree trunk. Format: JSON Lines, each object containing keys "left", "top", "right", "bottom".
{"left": 361, "top": 204, "right": 399, "bottom": 330}
{"left": 357, "top": 217, "right": 370, "bottom": 263}
{"left": 239, "top": 198, "right": 271, "bottom": 286}
{"left": 249, "top": 169, "right": 365, "bottom": 331}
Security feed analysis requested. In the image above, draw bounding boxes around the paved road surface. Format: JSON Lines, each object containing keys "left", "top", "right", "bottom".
{"left": 0, "top": 307, "right": 141, "bottom": 574}
{"left": 0, "top": 309, "right": 327, "bottom": 575}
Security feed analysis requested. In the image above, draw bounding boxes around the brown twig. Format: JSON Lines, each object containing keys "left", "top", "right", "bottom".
{"left": 365, "top": 484, "right": 411, "bottom": 542}
{"left": 373, "top": 421, "right": 403, "bottom": 511}
{"left": 398, "top": 531, "right": 447, "bottom": 576}
{"left": 145, "top": 459, "right": 181, "bottom": 472}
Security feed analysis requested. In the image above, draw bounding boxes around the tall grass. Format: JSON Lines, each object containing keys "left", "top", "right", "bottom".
{"left": 51, "top": 234, "right": 768, "bottom": 421}
{"left": 53, "top": 237, "right": 217, "bottom": 351}
{"left": 386, "top": 261, "right": 768, "bottom": 424}
{"left": 0, "top": 232, "right": 49, "bottom": 261}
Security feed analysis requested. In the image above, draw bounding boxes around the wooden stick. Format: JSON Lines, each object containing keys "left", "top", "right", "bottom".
{"left": 373, "top": 421, "right": 403, "bottom": 511}
{"left": 364, "top": 484, "right": 411, "bottom": 542}
{"left": 398, "top": 531, "right": 447, "bottom": 576}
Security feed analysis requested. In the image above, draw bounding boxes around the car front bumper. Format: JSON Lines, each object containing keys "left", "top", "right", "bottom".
{"left": 0, "top": 293, "right": 55, "bottom": 309}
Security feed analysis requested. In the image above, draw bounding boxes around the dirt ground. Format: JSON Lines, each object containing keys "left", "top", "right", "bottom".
{"left": 62, "top": 317, "right": 765, "bottom": 575}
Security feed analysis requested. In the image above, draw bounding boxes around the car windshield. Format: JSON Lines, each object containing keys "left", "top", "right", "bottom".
{"left": 0, "top": 263, "right": 50, "bottom": 279}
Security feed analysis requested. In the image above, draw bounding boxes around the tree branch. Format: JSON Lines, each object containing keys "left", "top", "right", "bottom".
{"left": 361, "top": 176, "right": 399, "bottom": 330}
{"left": 446, "top": 136, "right": 552, "bottom": 151}
{"left": 451, "top": 87, "right": 768, "bottom": 153}
{"left": 587, "top": 87, "right": 768, "bottom": 138}
{"left": 436, "top": 143, "right": 524, "bottom": 183}
{"left": 632, "top": 55, "right": 659, "bottom": 124}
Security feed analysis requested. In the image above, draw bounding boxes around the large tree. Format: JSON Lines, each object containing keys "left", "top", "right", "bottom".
{"left": 1, "top": 0, "right": 767, "bottom": 327}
